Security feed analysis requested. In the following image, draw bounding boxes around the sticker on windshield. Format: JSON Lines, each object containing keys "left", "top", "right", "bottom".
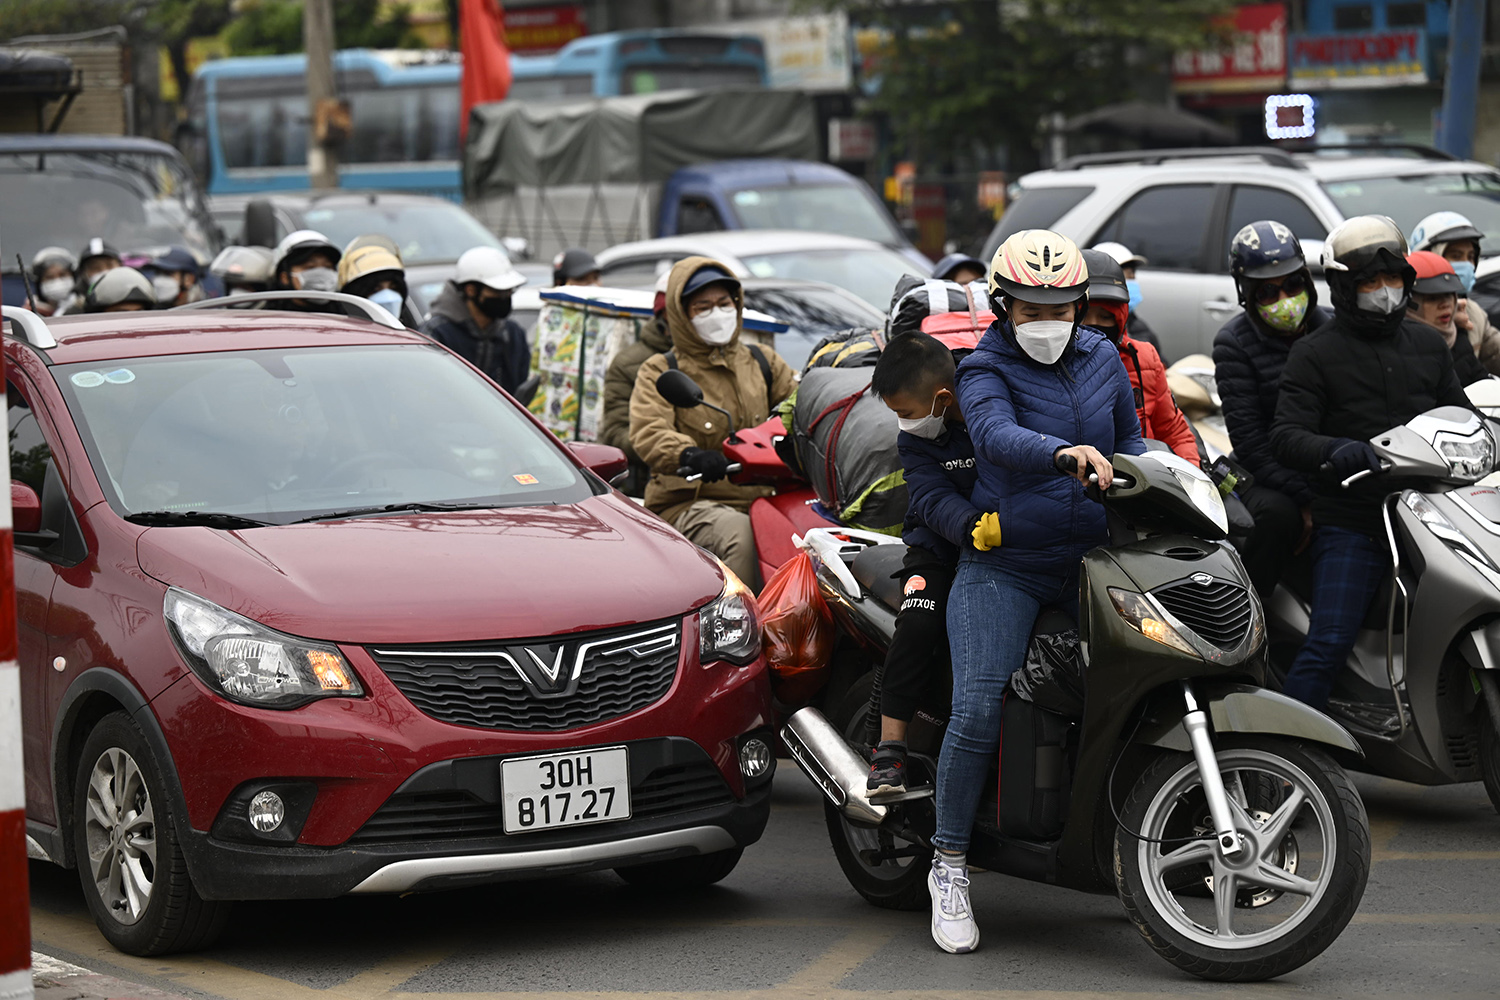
{"left": 71, "top": 371, "right": 105, "bottom": 388}
{"left": 513, "top": 473, "right": 539, "bottom": 485}
{"left": 732, "top": 190, "right": 762, "bottom": 206}
{"left": 103, "top": 368, "right": 135, "bottom": 384}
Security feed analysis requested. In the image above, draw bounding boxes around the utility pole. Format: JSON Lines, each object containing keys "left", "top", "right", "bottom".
{"left": 1437, "top": 0, "right": 1484, "bottom": 159}
{"left": 305, "top": 0, "right": 339, "bottom": 189}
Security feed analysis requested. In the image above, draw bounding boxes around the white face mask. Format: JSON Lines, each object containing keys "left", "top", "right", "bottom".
{"left": 1356, "top": 283, "right": 1406, "bottom": 314}
{"left": 1013, "top": 320, "right": 1074, "bottom": 364}
{"left": 40, "top": 277, "right": 73, "bottom": 304}
{"left": 691, "top": 303, "right": 738, "bottom": 346}
{"left": 896, "top": 395, "right": 947, "bottom": 440}
{"left": 296, "top": 267, "right": 338, "bottom": 293}
{"left": 152, "top": 274, "right": 180, "bottom": 304}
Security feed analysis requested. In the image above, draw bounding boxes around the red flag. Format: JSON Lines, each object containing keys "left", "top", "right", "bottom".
{"left": 460, "top": 0, "right": 511, "bottom": 143}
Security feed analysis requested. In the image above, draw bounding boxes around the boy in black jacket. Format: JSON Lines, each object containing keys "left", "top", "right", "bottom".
{"left": 866, "top": 334, "right": 986, "bottom": 796}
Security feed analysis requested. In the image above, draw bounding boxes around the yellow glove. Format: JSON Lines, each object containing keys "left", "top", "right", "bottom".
{"left": 972, "top": 512, "right": 1003, "bottom": 552}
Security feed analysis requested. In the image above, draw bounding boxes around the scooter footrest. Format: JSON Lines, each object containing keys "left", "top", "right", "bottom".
{"left": 867, "top": 784, "right": 935, "bottom": 804}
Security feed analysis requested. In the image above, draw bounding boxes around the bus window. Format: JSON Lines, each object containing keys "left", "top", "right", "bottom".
{"left": 507, "top": 75, "right": 595, "bottom": 101}
{"left": 621, "top": 64, "right": 763, "bottom": 95}
{"left": 346, "top": 84, "right": 460, "bottom": 163}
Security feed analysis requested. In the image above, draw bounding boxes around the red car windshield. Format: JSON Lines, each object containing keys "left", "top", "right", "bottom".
{"left": 56, "top": 344, "right": 590, "bottom": 523}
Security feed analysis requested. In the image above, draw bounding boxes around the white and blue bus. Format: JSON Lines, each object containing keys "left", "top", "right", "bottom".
{"left": 183, "top": 32, "right": 769, "bottom": 199}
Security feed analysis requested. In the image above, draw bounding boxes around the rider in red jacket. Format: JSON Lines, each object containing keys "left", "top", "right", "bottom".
{"left": 1079, "top": 248, "right": 1199, "bottom": 466}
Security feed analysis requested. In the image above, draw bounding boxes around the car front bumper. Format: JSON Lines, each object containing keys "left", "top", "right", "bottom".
{"left": 178, "top": 736, "right": 773, "bottom": 900}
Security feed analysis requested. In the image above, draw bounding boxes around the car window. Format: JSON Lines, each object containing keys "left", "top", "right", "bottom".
{"left": 55, "top": 345, "right": 593, "bottom": 524}
{"left": 1225, "top": 186, "right": 1327, "bottom": 262}
{"left": 678, "top": 198, "right": 724, "bottom": 234}
{"left": 1092, "top": 184, "right": 1216, "bottom": 272}
{"left": 1321, "top": 172, "right": 1500, "bottom": 253}
{"left": 728, "top": 185, "right": 902, "bottom": 244}
{"left": 739, "top": 249, "right": 920, "bottom": 311}
{"left": 299, "top": 203, "right": 501, "bottom": 266}
{"left": 600, "top": 256, "right": 677, "bottom": 287}
{"left": 983, "top": 186, "right": 1095, "bottom": 261}
{"left": 7, "top": 380, "right": 49, "bottom": 495}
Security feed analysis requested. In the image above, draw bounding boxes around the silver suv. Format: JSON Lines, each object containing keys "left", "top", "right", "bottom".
{"left": 982, "top": 146, "right": 1500, "bottom": 360}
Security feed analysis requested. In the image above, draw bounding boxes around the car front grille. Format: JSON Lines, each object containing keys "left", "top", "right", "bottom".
{"left": 369, "top": 620, "right": 681, "bottom": 731}
{"left": 1152, "top": 577, "right": 1253, "bottom": 651}
{"left": 346, "top": 758, "right": 733, "bottom": 845}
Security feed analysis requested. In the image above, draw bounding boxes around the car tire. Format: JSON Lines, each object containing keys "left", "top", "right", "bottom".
{"left": 614, "top": 847, "right": 743, "bottom": 888}
{"left": 72, "top": 711, "right": 231, "bottom": 956}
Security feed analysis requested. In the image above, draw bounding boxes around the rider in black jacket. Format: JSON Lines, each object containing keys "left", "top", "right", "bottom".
{"left": 1270, "top": 216, "right": 1472, "bottom": 709}
{"left": 1213, "top": 221, "right": 1333, "bottom": 599}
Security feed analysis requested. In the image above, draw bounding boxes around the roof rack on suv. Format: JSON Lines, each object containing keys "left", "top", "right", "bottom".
{"left": 1053, "top": 146, "right": 1305, "bottom": 172}
{"left": 1291, "top": 142, "right": 1458, "bottom": 162}
{"left": 1, "top": 305, "right": 59, "bottom": 349}
{"left": 174, "top": 290, "right": 405, "bottom": 330}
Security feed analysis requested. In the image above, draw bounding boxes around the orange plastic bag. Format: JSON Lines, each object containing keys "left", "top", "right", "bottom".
{"left": 758, "top": 551, "right": 836, "bottom": 706}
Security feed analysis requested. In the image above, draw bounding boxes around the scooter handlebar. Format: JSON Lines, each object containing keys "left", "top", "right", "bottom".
{"left": 1317, "top": 460, "right": 1393, "bottom": 489}
{"left": 676, "top": 462, "right": 743, "bottom": 483}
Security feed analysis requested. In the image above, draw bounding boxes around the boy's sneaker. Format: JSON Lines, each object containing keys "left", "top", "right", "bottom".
{"left": 928, "top": 857, "right": 979, "bottom": 954}
{"left": 866, "top": 741, "right": 906, "bottom": 798}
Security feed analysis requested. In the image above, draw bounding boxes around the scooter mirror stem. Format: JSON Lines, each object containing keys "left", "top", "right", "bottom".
{"left": 1181, "top": 681, "right": 1243, "bottom": 857}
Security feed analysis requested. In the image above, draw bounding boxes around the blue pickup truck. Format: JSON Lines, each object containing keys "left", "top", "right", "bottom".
{"left": 656, "top": 159, "right": 931, "bottom": 271}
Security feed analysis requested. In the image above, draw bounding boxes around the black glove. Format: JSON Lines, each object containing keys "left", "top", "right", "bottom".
{"left": 1324, "top": 439, "right": 1381, "bottom": 479}
{"left": 680, "top": 447, "right": 731, "bottom": 483}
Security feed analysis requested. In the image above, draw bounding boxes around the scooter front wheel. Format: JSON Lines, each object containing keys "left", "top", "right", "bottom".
{"left": 1114, "top": 737, "right": 1369, "bottom": 982}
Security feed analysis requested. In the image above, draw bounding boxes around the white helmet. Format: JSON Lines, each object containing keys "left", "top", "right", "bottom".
{"left": 1409, "top": 211, "right": 1483, "bottom": 254}
{"left": 271, "top": 229, "right": 341, "bottom": 277}
{"left": 988, "top": 229, "right": 1090, "bottom": 304}
{"left": 453, "top": 246, "right": 526, "bottom": 292}
{"left": 84, "top": 267, "right": 155, "bottom": 312}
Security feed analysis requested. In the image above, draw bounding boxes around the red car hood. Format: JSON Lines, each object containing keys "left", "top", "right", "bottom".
{"left": 135, "top": 494, "right": 724, "bottom": 644}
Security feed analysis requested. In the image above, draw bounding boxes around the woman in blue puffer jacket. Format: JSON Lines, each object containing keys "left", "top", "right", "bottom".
{"left": 925, "top": 230, "right": 1144, "bottom": 956}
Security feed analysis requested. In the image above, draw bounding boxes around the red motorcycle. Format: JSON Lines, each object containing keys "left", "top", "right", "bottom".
{"left": 657, "top": 369, "right": 832, "bottom": 586}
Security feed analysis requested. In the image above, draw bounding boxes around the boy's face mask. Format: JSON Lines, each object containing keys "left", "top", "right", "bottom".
{"left": 896, "top": 393, "right": 948, "bottom": 440}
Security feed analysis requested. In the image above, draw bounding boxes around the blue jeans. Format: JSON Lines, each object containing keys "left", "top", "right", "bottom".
{"left": 1282, "top": 525, "right": 1389, "bottom": 711}
{"left": 933, "top": 557, "right": 1079, "bottom": 853}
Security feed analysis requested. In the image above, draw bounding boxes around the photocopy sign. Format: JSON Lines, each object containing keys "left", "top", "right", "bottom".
{"left": 1289, "top": 30, "right": 1428, "bottom": 89}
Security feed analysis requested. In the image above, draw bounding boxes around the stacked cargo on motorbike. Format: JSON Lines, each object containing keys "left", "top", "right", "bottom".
{"left": 785, "top": 277, "right": 989, "bottom": 534}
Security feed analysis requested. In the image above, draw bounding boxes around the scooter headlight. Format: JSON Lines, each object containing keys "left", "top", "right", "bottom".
{"left": 1108, "top": 587, "right": 1200, "bottom": 658}
{"left": 1434, "top": 427, "right": 1494, "bottom": 482}
{"left": 1404, "top": 491, "right": 1500, "bottom": 572}
{"left": 1171, "top": 468, "right": 1229, "bottom": 534}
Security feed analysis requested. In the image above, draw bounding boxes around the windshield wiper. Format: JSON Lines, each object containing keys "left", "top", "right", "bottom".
{"left": 125, "top": 510, "right": 272, "bottom": 529}
{"left": 291, "top": 501, "right": 497, "bottom": 524}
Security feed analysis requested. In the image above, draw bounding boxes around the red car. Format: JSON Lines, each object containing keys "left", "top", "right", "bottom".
{"left": 5, "top": 301, "right": 774, "bottom": 956}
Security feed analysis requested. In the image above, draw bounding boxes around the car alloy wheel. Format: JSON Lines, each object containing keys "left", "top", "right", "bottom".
{"left": 83, "top": 746, "right": 158, "bottom": 925}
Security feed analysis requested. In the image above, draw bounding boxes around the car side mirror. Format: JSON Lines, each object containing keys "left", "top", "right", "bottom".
{"left": 656, "top": 369, "right": 704, "bottom": 409}
{"left": 564, "top": 441, "right": 629, "bottom": 483}
{"left": 12, "top": 482, "right": 41, "bottom": 534}
{"left": 11, "top": 481, "right": 57, "bottom": 547}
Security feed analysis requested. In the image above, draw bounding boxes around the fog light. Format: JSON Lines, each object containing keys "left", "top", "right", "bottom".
{"left": 248, "top": 790, "right": 285, "bottom": 833}
{"left": 739, "top": 738, "right": 771, "bottom": 778}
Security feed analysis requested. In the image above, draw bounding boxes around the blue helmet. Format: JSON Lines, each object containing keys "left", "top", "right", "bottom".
{"left": 932, "top": 252, "right": 985, "bottom": 282}
{"left": 1229, "top": 220, "right": 1307, "bottom": 304}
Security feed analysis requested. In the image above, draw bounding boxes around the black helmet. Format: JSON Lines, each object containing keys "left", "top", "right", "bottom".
{"left": 1229, "top": 220, "right": 1319, "bottom": 330}
{"left": 84, "top": 267, "right": 155, "bottom": 313}
{"left": 1080, "top": 248, "right": 1129, "bottom": 303}
{"left": 931, "top": 252, "right": 985, "bottom": 283}
{"left": 1321, "top": 215, "right": 1414, "bottom": 332}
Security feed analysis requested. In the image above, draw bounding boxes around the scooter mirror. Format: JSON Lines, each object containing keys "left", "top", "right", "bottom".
{"left": 656, "top": 369, "right": 705, "bottom": 409}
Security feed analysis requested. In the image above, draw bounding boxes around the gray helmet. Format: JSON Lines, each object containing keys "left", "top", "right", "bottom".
{"left": 84, "top": 267, "right": 155, "bottom": 313}
{"left": 1321, "top": 215, "right": 1409, "bottom": 276}
{"left": 210, "top": 245, "right": 274, "bottom": 287}
{"left": 31, "top": 246, "right": 77, "bottom": 280}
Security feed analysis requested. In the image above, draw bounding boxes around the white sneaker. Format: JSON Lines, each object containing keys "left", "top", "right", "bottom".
{"left": 928, "top": 858, "right": 979, "bottom": 954}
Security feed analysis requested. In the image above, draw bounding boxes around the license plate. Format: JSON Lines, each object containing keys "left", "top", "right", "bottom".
{"left": 501, "top": 746, "right": 631, "bottom": 834}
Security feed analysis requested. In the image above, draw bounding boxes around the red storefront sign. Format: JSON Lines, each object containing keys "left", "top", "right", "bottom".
{"left": 504, "top": 4, "right": 587, "bottom": 54}
{"left": 1172, "top": 3, "right": 1287, "bottom": 94}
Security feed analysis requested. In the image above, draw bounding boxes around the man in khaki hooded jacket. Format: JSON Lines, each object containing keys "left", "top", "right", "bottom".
{"left": 630, "top": 257, "right": 796, "bottom": 587}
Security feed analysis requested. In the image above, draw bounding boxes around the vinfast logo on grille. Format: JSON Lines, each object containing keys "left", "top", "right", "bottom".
{"left": 518, "top": 644, "right": 570, "bottom": 694}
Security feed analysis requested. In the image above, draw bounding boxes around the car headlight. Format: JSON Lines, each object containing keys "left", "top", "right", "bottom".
{"left": 1434, "top": 428, "right": 1494, "bottom": 481}
{"left": 1171, "top": 467, "right": 1229, "bottom": 534}
{"left": 698, "top": 563, "right": 761, "bottom": 666}
{"left": 164, "top": 588, "right": 363, "bottom": 708}
{"left": 1108, "top": 587, "right": 1199, "bottom": 658}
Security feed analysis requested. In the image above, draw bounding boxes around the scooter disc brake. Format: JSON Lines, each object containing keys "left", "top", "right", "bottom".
{"left": 1195, "top": 809, "right": 1300, "bottom": 908}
